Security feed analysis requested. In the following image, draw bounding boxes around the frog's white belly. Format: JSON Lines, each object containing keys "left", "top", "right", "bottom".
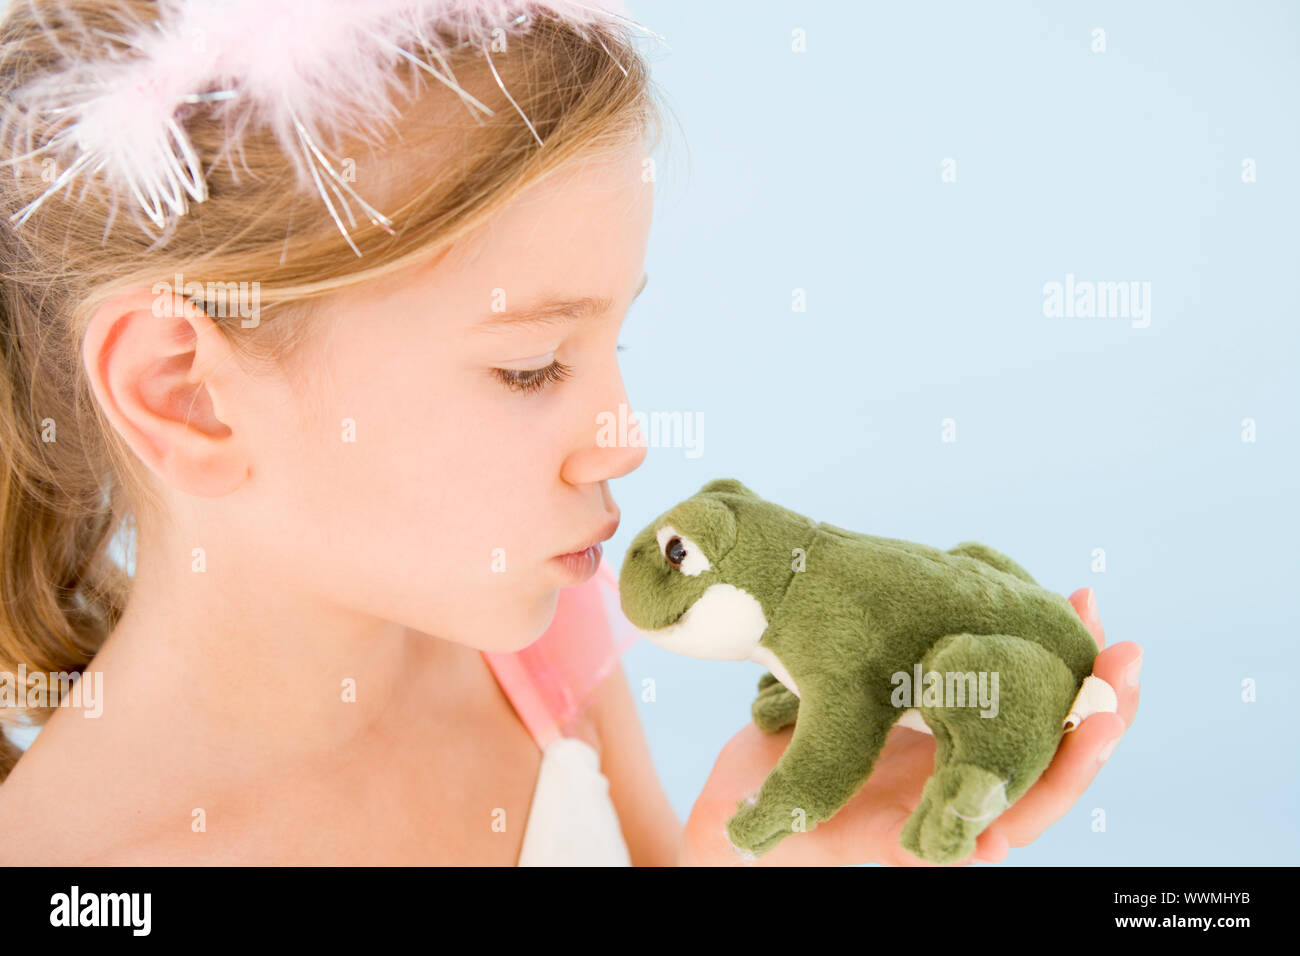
{"left": 634, "top": 583, "right": 769, "bottom": 660}
{"left": 636, "top": 584, "right": 805, "bottom": 696}
{"left": 750, "top": 645, "right": 800, "bottom": 697}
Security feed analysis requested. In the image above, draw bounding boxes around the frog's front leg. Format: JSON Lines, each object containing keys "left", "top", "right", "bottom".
{"left": 752, "top": 671, "right": 800, "bottom": 733}
{"left": 726, "top": 688, "right": 891, "bottom": 860}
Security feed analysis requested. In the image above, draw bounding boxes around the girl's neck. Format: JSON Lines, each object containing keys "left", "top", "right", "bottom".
{"left": 92, "top": 529, "right": 481, "bottom": 773}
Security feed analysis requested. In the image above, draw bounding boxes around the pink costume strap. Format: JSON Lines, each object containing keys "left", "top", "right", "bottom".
{"left": 481, "top": 557, "right": 639, "bottom": 750}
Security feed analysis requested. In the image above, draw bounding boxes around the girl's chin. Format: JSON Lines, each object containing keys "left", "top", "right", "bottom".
{"left": 478, "top": 587, "right": 562, "bottom": 654}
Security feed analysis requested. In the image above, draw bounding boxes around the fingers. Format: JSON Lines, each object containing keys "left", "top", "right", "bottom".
{"left": 1068, "top": 587, "right": 1105, "bottom": 649}
{"left": 1066, "top": 585, "right": 1141, "bottom": 727}
{"left": 971, "top": 828, "right": 1010, "bottom": 864}
{"left": 1092, "top": 640, "right": 1143, "bottom": 728}
{"left": 979, "top": 709, "right": 1127, "bottom": 850}
{"left": 1066, "top": 588, "right": 1142, "bottom": 725}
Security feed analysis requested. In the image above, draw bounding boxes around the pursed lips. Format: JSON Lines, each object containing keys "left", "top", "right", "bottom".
{"left": 557, "top": 514, "right": 620, "bottom": 557}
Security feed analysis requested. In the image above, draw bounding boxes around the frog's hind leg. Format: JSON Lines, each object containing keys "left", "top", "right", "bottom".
{"left": 946, "top": 542, "right": 1038, "bottom": 585}
{"left": 899, "top": 632, "right": 1079, "bottom": 864}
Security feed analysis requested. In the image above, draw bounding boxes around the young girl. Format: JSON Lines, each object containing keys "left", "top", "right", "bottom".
{"left": 0, "top": 0, "right": 1141, "bottom": 866}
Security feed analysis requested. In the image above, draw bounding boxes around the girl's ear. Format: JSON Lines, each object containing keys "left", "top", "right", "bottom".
{"left": 81, "top": 287, "right": 250, "bottom": 497}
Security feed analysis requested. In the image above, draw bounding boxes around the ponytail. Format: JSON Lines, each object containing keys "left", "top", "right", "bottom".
{"left": 0, "top": 262, "right": 130, "bottom": 784}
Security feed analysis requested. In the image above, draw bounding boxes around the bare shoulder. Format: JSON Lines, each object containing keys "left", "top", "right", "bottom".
{"left": 1, "top": 755, "right": 310, "bottom": 865}
{"left": 0, "top": 754, "right": 185, "bottom": 865}
{"left": 0, "top": 716, "right": 252, "bottom": 865}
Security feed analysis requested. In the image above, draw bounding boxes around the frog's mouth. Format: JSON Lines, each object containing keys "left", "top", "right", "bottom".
{"left": 636, "top": 583, "right": 769, "bottom": 661}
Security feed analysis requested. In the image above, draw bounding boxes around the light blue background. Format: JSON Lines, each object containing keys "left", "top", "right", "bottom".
{"left": 611, "top": 0, "right": 1299, "bottom": 865}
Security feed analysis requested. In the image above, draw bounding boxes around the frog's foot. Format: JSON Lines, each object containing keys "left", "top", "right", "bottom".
{"left": 1063, "top": 675, "right": 1118, "bottom": 732}
{"left": 724, "top": 807, "right": 759, "bottom": 863}
{"left": 725, "top": 791, "right": 804, "bottom": 860}
{"left": 900, "top": 763, "right": 1010, "bottom": 864}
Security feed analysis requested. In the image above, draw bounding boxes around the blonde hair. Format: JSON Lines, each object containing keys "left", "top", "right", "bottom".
{"left": 0, "top": 0, "right": 666, "bottom": 781}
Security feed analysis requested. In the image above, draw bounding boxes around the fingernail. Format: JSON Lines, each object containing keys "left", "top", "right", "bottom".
{"left": 1098, "top": 738, "right": 1119, "bottom": 763}
{"left": 1086, "top": 589, "right": 1098, "bottom": 618}
{"left": 1125, "top": 656, "right": 1143, "bottom": 687}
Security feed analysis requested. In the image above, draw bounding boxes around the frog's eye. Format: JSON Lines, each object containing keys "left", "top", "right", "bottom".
{"left": 655, "top": 524, "right": 710, "bottom": 576}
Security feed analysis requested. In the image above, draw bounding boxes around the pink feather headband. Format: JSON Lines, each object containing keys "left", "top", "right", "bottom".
{"left": 1, "top": 0, "right": 661, "bottom": 255}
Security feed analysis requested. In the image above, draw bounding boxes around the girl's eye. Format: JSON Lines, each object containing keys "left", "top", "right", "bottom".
{"left": 492, "top": 359, "right": 574, "bottom": 394}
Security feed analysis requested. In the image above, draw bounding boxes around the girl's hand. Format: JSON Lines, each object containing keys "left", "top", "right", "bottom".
{"left": 678, "top": 588, "right": 1142, "bottom": 866}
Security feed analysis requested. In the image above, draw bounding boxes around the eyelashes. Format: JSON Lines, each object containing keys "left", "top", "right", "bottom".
{"left": 492, "top": 359, "right": 574, "bottom": 394}
{"left": 493, "top": 342, "right": 629, "bottom": 395}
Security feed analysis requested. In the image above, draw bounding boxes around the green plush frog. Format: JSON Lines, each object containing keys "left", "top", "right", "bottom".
{"left": 618, "top": 478, "right": 1117, "bottom": 863}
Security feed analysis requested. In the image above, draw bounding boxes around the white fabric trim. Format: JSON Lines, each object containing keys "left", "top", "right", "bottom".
{"left": 516, "top": 736, "right": 632, "bottom": 867}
